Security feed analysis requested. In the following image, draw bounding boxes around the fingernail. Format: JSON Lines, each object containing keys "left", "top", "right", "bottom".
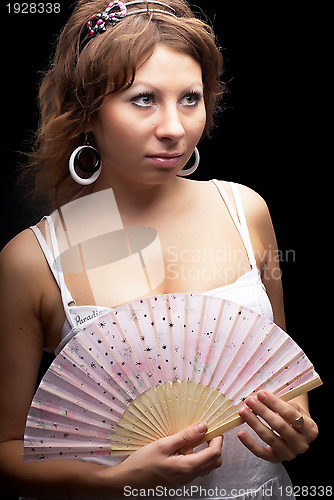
{"left": 257, "top": 391, "right": 267, "bottom": 402}
{"left": 239, "top": 407, "right": 250, "bottom": 418}
{"left": 246, "top": 396, "right": 256, "bottom": 408}
{"left": 196, "top": 422, "right": 207, "bottom": 434}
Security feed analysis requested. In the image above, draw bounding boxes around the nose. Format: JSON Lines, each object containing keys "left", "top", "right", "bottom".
{"left": 155, "top": 104, "right": 185, "bottom": 143}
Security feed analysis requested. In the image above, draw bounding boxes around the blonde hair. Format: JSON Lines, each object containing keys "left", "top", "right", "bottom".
{"left": 24, "top": 0, "right": 223, "bottom": 208}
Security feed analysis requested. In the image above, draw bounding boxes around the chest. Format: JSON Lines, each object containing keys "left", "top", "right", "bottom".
{"left": 59, "top": 192, "right": 259, "bottom": 308}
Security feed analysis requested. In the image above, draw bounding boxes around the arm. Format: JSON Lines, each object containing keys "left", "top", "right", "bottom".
{"left": 235, "top": 185, "right": 318, "bottom": 462}
{"left": 0, "top": 231, "right": 222, "bottom": 498}
{"left": 1, "top": 428, "right": 222, "bottom": 498}
{"left": 0, "top": 231, "right": 109, "bottom": 498}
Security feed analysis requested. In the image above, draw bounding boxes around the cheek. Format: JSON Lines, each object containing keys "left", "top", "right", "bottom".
{"left": 102, "top": 112, "right": 135, "bottom": 140}
{"left": 96, "top": 108, "right": 146, "bottom": 157}
{"left": 200, "top": 103, "right": 207, "bottom": 131}
{"left": 186, "top": 107, "right": 207, "bottom": 143}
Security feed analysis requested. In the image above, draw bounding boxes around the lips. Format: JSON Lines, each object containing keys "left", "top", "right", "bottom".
{"left": 146, "top": 152, "right": 183, "bottom": 168}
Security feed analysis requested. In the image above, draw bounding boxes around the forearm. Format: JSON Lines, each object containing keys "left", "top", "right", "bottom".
{"left": 0, "top": 440, "right": 124, "bottom": 499}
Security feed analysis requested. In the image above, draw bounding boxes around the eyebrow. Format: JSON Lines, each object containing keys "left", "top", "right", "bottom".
{"left": 127, "top": 80, "right": 204, "bottom": 92}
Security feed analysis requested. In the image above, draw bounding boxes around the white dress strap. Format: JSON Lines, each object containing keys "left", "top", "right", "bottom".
{"left": 44, "top": 216, "right": 77, "bottom": 323}
{"left": 211, "top": 179, "right": 257, "bottom": 270}
{"left": 30, "top": 217, "right": 76, "bottom": 328}
{"left": 230, "top": 182, "right": 258, "bottom": 270}
{"left": 30, "top": 224, "right": 61, "bottom": 288}
{"left": 210, "top": 179, "right": 243, "bottom": 231}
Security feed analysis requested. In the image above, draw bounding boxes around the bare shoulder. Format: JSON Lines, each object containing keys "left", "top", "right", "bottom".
{"left": 234, "top": 183, "right": 270, "bottom": 222}
{"left": 0, "top": 228, "right": 44, "bottom": 277}
{"left": 235, "top": 183, "right": 277, "bottom": 244}
{"left": 212, "top": 180, "right": 271, "bottom": 224}
{"left": 0, "top": 229, "right": 47, "bottom": 313}
{"left": 213, "top": 180, "right": 276, "bottom": 249}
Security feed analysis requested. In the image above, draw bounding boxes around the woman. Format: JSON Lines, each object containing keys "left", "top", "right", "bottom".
{"left": 0, "top": 1, "right": 318, "bottom": 498}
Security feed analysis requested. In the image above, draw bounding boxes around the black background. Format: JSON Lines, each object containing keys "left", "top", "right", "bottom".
{"left": 1, "top": 1, "right": 329, "bottom": 497}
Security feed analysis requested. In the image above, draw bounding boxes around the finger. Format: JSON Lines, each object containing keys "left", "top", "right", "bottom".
{"left": 257, "top": 391, "right": 305, "bottom": 428}
{"left": 254, "top": 392, "right": 318, "bottom": 444}
{"left": 239, "top": 406, "right": 289, "bottom": 458}
{"left": 184, "top": 436, "right": 223, "bottom": 471}
{"left": 244, "top": 396, "right": 296, "bottom": 442}
{"left": 198, "top": 452, "right": 223, "bottom": 476}
{"left": 182, "top": 436, "right": 223, "bottom": 463}
{"left": 240, "top": 403, "right": 312, "bottom": 459}
{"left": 199, "top": 455, "right": 222, "bottom": 476}
{"left": 159, "top": 422, "right": 208, "bottom": 454}
{"left": 237, "top": 430, "right": 281, "bottom": 463}
{"left": 207, "top": 435, "right": 224, "bottom": 448}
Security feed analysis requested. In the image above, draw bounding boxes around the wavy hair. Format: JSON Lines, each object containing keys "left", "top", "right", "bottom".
{"left": 22, "top": 0, "right": 224, "bottom": 209}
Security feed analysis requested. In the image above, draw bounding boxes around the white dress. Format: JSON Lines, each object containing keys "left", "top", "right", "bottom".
{"left": 26, "top": 180, "right": 294, "bottom": 499}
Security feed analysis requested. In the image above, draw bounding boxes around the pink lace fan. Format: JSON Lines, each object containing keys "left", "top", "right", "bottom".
{"left": 24, "top": 293, "right": 322, "bottom": 462}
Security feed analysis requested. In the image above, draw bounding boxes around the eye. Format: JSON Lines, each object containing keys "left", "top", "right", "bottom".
{"left": 180, "top": 91, "right": 203, "bottom": 107}
{"left": 131, "top": 92, "right": 155, "bottom": 108}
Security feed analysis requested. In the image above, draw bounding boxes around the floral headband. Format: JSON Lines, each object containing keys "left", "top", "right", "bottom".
{"left": 80, "top": 1, "right": 177, "bottom": 49}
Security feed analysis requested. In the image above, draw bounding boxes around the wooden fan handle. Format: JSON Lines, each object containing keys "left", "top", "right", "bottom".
{"left": 278, "top": 375, "right": 322, "bottom": 402}
{"left": 181, "top": 415, "right": 243, "bottom": 453}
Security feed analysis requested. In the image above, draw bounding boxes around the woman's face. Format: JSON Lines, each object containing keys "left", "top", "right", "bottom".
{"left": 92, "top": 43, "right": 206, "bottom": 186}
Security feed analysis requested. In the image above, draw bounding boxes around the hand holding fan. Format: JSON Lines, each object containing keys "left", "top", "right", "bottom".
{"left": 24, "top": 293, "right": 322, "bottom": 461}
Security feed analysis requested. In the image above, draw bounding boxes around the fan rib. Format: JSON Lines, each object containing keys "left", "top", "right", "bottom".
{"left": 29, "top": 398, "right": 117, "bottom": 428}
{"left": 193, "top": 295, "right": 208, "bottom": 374}
{"left": 111, "top": 424, "right": 156, "bottom": 444}
{"left": 166, "top": 295, "right": 177, "bottom": 378}
{"left": 63, "top": 341, "right": 140, "bottom": 412}
{"left": 37, "top": 378, "right": 118, "bottom": 422}
{"left": 144, "top": 389, "right": 171, "bottom": 435}
{"left": 199, "top": 300, "right": 226, "bottom": 386}
{"left": 188, "top": 384, "right": 214, "bottom": 425}
{"left": 272, "top": 365, "right": 315, "bottom": 396}
{"left": 50, "top": 354, "right": 128, "bottom": 415}
{"left": 278, "top": 375, "right": 322, "bottom": 401}
{"left": 109, "top": 309, "right": 156, "bottom": 393}
{"left": 215, "top": 313, "right": 261, "bottom": 391}
{"left": 208, "top": 305, "right": 243, "bottom": 386}
{"left": 155, "top": 383, "right": 176, "bottom": 435}
{"left": 246, "top": 346, "right": 304, "bottom": 395}
{"left": 178, "top": 381, "right": 202, "bottom": 430}
{"left": 219, "top": 324, "right": 277, "bottom": 396}
{"left": 24, "top": 440, "right": 112, "bottom": 460}
{"left": 26, "top": 414, "right": 111, "bottom": 437}
{"left": 144, "top": 386, "right": 171, "bottom": 435}
{"left": 182, "top": 295, "right": 190, "bottom": 381}
{"left": 118, "top": 402, "right": 165, "bottom": 440}
{"left": 114, "top": 414, "right": 161, "bottom": 443}
{"left": 199, "top": 390, "right": 229, "bottom": 427}
{"left": 115, "top": 396, "right": 166, "bottom": 439}
{"left": 146, "top": 299, "right": 169, "bottom": 384}
{"left": 133, "top": 388, "right": 170, "bottom": 436}
{"left": 228, "top": 337, "right": 294, "bottom": 401}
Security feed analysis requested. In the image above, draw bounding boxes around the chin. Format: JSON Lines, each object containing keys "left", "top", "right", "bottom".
{"left": 130, "top": 168, "right": 180, "bottom": 185}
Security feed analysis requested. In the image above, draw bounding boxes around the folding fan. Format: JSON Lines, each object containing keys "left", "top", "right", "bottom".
{"left": 24, "top": 293, "right": 322, "bottom": 462}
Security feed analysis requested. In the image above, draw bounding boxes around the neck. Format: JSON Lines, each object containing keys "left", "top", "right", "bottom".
{"left": 89, "top": 165, "right": 186, "bottom": 219}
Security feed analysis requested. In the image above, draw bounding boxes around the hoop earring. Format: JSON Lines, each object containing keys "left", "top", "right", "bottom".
{"left": 69, "top": 135, "right": 102, "bottom": 185}
{"left": 177, "top": 147, "right": 200, "bottom": 177}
